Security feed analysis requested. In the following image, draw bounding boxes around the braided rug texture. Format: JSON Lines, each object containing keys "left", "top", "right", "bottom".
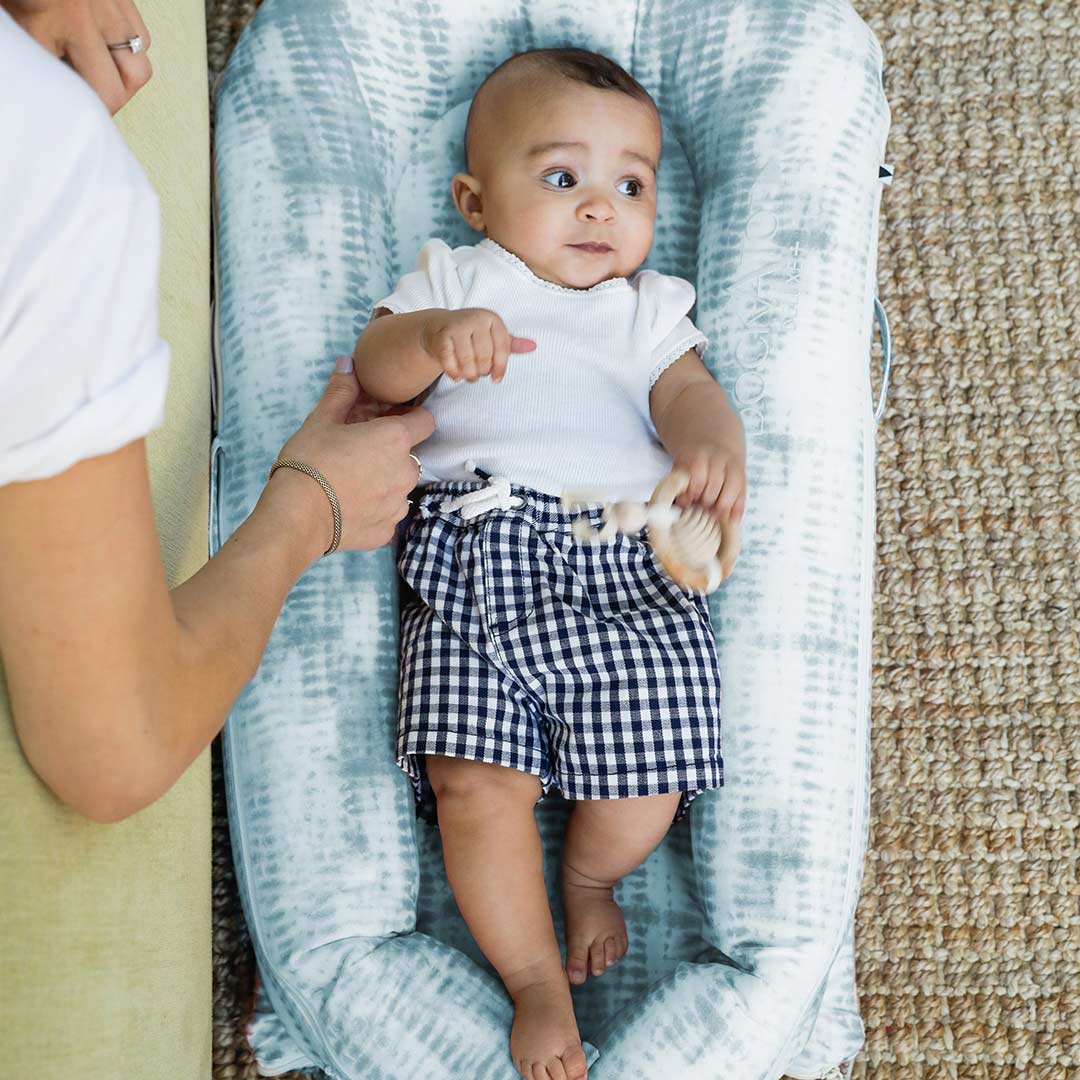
{"left": 204, "top": 2, "right": 1080, "bottom": 1077}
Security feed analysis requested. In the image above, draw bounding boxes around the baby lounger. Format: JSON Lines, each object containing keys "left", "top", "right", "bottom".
{"left": 212, "top": 1, "right": 891, "bottom": 1076}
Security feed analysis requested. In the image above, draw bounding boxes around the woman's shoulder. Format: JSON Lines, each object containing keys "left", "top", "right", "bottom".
{"left": 0, "top": 12, "right": 168, "bottom": 488}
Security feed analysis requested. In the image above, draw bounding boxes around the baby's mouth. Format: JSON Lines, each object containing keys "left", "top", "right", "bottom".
{"left": 570, "top": 243, "right": 613, "bottom": 254}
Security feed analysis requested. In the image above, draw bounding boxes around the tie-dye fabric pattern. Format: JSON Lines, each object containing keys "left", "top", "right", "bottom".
{"left": 213, "top": 1, "right": 889, "bottom": 1076}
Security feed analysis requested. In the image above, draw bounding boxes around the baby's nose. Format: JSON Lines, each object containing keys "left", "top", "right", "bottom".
{"left": 579, "top": 199, "right": 616, "bottom": 223}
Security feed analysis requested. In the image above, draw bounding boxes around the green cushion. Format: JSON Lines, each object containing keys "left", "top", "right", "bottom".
{"left": 0, "top": 1, "right": 212, "bottom": 1076}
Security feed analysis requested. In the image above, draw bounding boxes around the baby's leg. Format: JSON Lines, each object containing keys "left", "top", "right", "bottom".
{"left": 425, "top": 754, "right": 589, "bottom": 1080}
{"left": 560, "top": 792, "right": 683, "bottom": 985}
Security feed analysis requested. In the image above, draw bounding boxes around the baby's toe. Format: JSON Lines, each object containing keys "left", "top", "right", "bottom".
{"left": 563, "top": 1043, "right": 589, "bottom": 1080}
{"left": 545, "top": 1054, "right": 569, "bottom": 1080}
{"left": 531, "top": 1061, "right": 552, "bottom": 1080}
{"left": 603, "top": 936, "right": 620, "bottom": 967}
{"left": 589, "top": 938, "right": 607, "bottom": 976}
{"left": 566, "top": 945, "right": 589, "bottom": 985}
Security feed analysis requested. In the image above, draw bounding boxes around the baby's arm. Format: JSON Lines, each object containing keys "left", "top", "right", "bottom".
{"left": 352, "top": 308, "right": 445, "bottom": 404}
{"left": 354, "top": 307, "right": 537, "bottom": 403}
{"left": 649, "top": 350, "right": 747, "bottom": 523}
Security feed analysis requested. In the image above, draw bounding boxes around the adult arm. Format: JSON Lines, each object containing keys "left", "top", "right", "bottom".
{"left": 0, "top": 12, "right": 437, "bottom": 823}
{"left": 0, "top": 369, "right": 432, "bottom": 823}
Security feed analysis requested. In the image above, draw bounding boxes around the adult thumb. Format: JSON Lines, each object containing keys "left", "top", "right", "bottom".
{"left": 314, "top": 355, "right": 361, "bottom": 422}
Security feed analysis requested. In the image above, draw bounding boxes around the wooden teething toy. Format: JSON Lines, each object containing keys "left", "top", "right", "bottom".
{"left": 561, "top": 468, "right": 741, "bottom": 596}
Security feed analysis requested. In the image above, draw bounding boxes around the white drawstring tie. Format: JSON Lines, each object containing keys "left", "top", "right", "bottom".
{"left": 437, "top": 461, "right": 524, "bottom": 520}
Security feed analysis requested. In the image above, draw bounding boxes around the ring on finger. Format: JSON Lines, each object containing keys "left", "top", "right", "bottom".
{"left": 107, "top": 35, "right": 145, "bottom": 53}
{"left": 408, "top": 453, "right": 423, "bottom": 481}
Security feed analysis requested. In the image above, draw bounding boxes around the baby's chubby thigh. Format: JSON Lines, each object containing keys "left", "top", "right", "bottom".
{"left": 425, "top": 752, "right": 542, "bottom": 811}
{"left": 562, "top": 791, "right": 683, "bottom": 888}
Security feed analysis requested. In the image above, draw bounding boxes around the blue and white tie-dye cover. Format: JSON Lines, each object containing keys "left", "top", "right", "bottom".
{"left": 212, "top": 1, "right": 890, "bottom": 1076}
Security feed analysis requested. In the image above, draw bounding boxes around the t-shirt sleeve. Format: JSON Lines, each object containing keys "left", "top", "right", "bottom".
{"left": 370, "top": 237, "right": 466, "bottom": 318}
{"left": 0, "top": 31, "right": 170, "bottom": 487}
{"left": 634, "top": 269, "right": 709, "bottom": 388}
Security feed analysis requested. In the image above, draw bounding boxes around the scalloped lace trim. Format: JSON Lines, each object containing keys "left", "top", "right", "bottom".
{"left": 649, "top": 334, "right": 708, "bottom": 388}
{"left": 477, "top": 238, "right": 631, "bottom": 294}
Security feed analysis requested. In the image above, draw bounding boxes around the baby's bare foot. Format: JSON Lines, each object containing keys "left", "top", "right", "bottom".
{"left": 561, "top": 862, "right": 628, "bottom": 985}
{"left": 506, "top": 960, "right": 589, "bottom": 1080}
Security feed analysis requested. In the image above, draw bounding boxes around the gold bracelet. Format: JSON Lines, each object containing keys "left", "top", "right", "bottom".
{"left": 267, "top": 459, "right": 342, "bottom": 557}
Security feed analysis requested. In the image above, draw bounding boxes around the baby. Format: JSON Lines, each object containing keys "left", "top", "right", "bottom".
{"left": 352, "top": 47, "right": 745, "bottom": 1080}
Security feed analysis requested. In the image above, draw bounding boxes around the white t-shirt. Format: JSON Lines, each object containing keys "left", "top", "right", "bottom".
{"left": 372, "top": 237, "right": 707, "bottom": 502}
{"left": 0, "top": 9, "right": 170, "bottom": 487}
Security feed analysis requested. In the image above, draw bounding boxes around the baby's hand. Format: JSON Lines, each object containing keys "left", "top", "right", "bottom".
{"left": 673, "top": 444, "right": 746, "bottom": 526}
{"left": 420, "top": 308, "right": 536, "bottom": 384}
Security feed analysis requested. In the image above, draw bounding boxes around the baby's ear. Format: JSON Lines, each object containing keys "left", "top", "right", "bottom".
{"left": 451, "top": 173, "right": 485, "bottom": 233}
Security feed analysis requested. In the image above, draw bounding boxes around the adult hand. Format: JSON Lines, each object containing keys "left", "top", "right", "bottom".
{"left": 270, "top": 356, "right": 435, "bottom": 556}
{"left": 5, "top": 0, "right": 152, "bottom": 115}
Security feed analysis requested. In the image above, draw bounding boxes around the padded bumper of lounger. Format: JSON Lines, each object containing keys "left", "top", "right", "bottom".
{"left": 213, "top": 1, "right": 889, "bottom": 1077}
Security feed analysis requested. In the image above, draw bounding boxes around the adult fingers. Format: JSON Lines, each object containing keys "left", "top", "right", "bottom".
{"left": 63, "top": 14, "right": 128, "bottom": 114}
{"left": 310, "top": 356, "right": 362, "bottom": 424}
{"left": 103, "top": 41, "right": 152, "bottom": 99}
{"left": 377, "top": 403, "right": 436, "bottom": 449}
{"left": 100, "top": 0, "right": 152, "bottom": 95}
{"left": 107, "top": 45, "right": 153, "bottom": 99}
{"left": 117, "top": 0, "right": 151, "bottom": 48}
{"left": 297, "top": 414, "right": 430, "bottom": 551}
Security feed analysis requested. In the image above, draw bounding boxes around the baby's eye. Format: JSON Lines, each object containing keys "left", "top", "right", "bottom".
{"left": 540, "top": 170, "right": 648, "bottom": 198}
{"left": 540, "top": 169, "right": 576, "bottom": 189}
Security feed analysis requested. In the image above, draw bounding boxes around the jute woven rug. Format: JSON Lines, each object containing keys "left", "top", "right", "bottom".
{"left": 205, "top": 3, "right": 1080, "bottom": 1077}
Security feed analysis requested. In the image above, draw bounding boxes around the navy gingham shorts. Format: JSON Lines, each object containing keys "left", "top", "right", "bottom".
{"left": 395, "top": 479, "right": 724, "bottom": 826}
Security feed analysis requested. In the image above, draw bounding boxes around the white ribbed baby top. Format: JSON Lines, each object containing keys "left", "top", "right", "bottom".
{"left": 371, "top": 237, "right": 708, "bottom": 503}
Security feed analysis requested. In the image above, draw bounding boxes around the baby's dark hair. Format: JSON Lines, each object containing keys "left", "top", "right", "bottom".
{"left": 463, "top": 47, "right": 658, "bottom": 173}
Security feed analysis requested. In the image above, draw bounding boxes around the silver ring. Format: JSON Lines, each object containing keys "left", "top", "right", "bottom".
{"left": 107, "top": 35, "right": 145, "bottom": 54}
{"left": 408, "top": 453, "right": 423, "bottom": 481}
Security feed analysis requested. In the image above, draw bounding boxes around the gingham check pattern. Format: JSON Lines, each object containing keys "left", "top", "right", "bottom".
{"left": 395, "top": 481, "right": 725, "bottom": 825}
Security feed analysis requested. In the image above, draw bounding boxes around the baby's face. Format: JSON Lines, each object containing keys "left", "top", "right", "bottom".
{"left": 454, "top": 82, "right": 661, "bottom": 289}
